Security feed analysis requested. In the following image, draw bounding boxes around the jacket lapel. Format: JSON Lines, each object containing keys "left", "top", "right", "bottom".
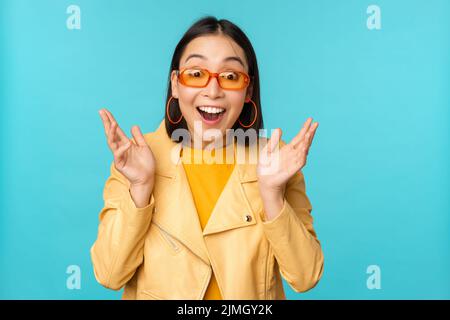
{"left": 202, "top": 140, "right": 259, "bottom": 235}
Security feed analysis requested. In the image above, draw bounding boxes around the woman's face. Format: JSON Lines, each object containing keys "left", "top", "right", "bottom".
{"left": 171, "top": 34, "right": 253, "bottom": 148}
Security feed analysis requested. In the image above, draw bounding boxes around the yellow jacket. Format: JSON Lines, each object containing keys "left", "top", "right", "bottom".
{"left": 90, "top": 120, "right": 324, "bottom": 299}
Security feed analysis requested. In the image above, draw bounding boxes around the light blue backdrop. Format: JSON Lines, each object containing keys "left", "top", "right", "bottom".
{"left": 1, "top": 0, "right": 449, "bottom": 299}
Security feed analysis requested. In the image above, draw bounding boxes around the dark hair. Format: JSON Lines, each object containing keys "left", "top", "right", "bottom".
{"left": 164, "top": 16, "right": 263, "bottom": 141}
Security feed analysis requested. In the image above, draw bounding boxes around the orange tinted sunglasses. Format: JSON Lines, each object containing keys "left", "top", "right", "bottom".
{"left": 176, "top": 67, "right": 251, "bottom": 90}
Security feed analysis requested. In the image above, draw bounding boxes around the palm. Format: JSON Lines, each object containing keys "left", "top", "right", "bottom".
{"left": 99, "top": 108, "right": 156, "bottom": 186}
{"left": 257, "top": 143, "right": 303, "bottom": 187}
{"left": 114, "top": 141, "right": 155, "bottom": 185}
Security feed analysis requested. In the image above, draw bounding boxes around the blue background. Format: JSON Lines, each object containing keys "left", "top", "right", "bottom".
{"left": 1, "top": 0, "right": 449, "bottom": 299}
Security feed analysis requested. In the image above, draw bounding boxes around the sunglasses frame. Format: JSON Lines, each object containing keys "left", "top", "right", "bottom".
{"left": 176, "top": 67, "right": 251, "bottom": 90}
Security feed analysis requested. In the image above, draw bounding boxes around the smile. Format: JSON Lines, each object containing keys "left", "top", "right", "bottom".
{"left": 196, "top": 105, "right": 226, "bottom": 124}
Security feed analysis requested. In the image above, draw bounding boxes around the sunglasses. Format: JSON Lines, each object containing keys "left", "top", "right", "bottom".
{"left": 176, "top": 67, "right": 251, "bottom": 90}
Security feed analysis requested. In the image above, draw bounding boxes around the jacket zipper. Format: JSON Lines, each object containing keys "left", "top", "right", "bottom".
{"left": 154, "top": 223, "right": 179, "bottom": 252}
{"left": 153, "top": 222, "right": 215, "bottom": 300}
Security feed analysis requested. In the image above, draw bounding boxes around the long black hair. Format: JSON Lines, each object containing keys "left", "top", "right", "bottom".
{"left": 164, "top": 16, "right": 263, "bottom": 141}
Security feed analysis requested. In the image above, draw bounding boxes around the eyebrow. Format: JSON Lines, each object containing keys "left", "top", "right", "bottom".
{"left": 183, "top": 54, "right": 245, "bottom": 68}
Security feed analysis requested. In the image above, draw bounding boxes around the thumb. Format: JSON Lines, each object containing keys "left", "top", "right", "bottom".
{"left": 131, "top": 125, "right": 147, "bottom": 147}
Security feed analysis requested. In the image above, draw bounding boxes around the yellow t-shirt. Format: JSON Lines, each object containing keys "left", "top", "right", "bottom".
{"left": 181, "top": 142, "right": 236, "bottom": 300}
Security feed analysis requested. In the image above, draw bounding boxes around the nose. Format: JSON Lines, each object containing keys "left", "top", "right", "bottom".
{"left": 202, "top": 75, "right": 224, "bottom": 99}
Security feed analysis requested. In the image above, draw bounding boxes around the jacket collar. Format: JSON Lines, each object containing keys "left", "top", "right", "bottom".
{"left": 148, "top": 120, "right": 261, "bottom": 266}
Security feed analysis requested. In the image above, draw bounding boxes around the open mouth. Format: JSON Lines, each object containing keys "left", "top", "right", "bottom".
{"left": 196, "top": 106, "right": 226, "bottom": 123}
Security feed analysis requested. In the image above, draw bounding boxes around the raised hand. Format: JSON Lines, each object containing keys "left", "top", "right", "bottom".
{"left": 99, "top": 108, "right": 156, "bottom": 189}
{"left": 257, "top": 118, "right": 319, "bottom": 220}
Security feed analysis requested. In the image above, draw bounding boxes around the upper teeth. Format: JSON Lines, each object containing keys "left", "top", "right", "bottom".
{"left": 198, "top": 106, "right": 225, "bottom": 114}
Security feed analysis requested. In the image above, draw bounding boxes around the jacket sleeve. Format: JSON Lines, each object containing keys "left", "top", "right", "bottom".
{"left": 90, "top": 162, "right": 155, "bottom": 290}
{"left": 261, "top": 164, "right": 324, "bottom": 293}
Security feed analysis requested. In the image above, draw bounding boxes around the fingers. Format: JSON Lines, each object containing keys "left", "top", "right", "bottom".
{"left": 305, "top": 122, "right": 319, "bottom": 147}
{"left": 290, "top": 117, "right": 313, "bottom": 147}
{"left": 297, "top": 121, "right": 319, "bottom": 158}
{"left": 102, "top": 108, "right": 129, "bottom": 143}
{"left": 131, "top": 125, "right": 147, "bottom": 147}
{"left": 107, "top": 120, "right": 131, "bottom": 155}
{"left": 114, "top": 139, "right": 131, "bottom": 159}
{"left": 107, "top": 121, "right": 119, "bottom": 150}
{"left": 287, "top": 118, "right": 319, "bottom": 170}
{"left": 99, "top": 109, "right": 111, "bottom": 136}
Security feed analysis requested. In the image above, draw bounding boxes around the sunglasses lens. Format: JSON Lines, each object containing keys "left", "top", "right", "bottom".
{"left": 218, "top": 71, "right": 248, "bottom": 89}
{"left": 180, "top": 69, "right": 209, "bottom": 87}
{"left": 179, "top": 69, "right": 249, "bottom": 89}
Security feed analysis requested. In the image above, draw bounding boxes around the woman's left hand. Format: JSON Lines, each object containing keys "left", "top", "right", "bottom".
{"left": 257, "top": 117, "right": 319, "bottom": 197}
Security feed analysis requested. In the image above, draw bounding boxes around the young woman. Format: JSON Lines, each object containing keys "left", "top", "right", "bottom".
{"left": 91, "top": 16, "right": 323, "bottom": 300}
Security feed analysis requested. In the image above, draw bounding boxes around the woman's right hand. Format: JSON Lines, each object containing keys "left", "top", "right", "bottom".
{"left": 99, "top": 108, "right": 156, "bottom": 191}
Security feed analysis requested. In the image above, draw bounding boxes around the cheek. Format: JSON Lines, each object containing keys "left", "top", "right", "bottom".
{"left": 226, "top": 93, "right": 246, "bottom": 118}
{"left": 177, "top": 87, "right": 199, "bottom": 114}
